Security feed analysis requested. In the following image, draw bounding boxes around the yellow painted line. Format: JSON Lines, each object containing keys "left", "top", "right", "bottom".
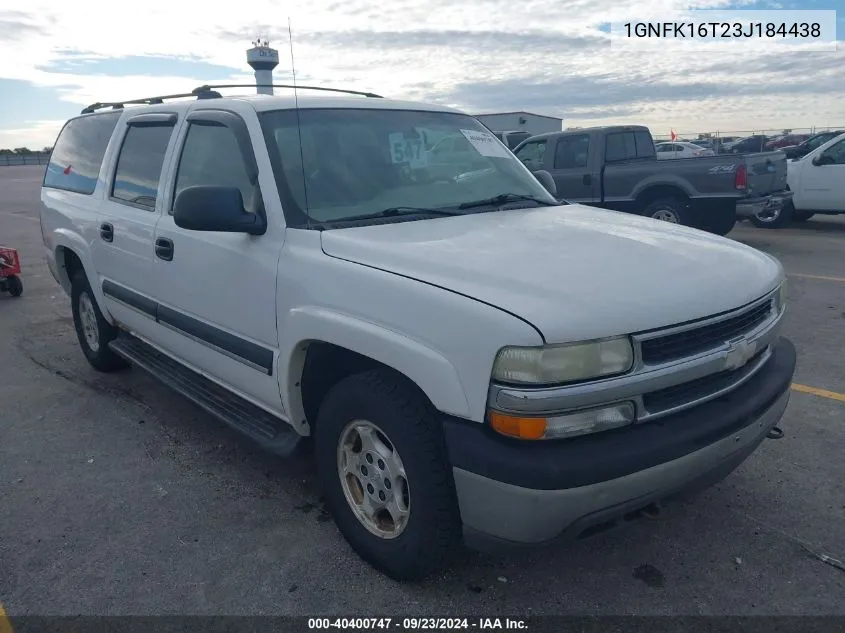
{"left": 788, "top": 272, "right": 845, "bottom": 283}
{"left": 792, "top": 383, "right": 845, "bottom": 403}
{"left": 0, "top": 602, "right": 13, "bottom": 633}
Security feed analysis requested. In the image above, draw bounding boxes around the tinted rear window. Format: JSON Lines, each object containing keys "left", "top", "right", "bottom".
{"left": 44, "top": 112, "right": 121, "bottom": 194}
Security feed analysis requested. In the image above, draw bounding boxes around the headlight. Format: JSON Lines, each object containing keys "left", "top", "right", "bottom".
{"left": 492, "top": 336, "right": 634, "bottom": 385}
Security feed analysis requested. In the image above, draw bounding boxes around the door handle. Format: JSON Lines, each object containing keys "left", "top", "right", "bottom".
{"left": 99, "top": 222, "right": 114, "bottom": 242}
{"left": 582, "top": 174, "right": 592, "bottom": 186}
{"left": 155, "top": 238, "right": 174, "bottom": 261}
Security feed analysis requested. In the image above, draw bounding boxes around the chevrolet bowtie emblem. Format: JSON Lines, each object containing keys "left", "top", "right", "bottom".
{"left": 724, "top": 338, "right": 756, "bottom": 371}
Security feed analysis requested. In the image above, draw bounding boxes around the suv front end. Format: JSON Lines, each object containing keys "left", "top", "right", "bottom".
{"left": 443, "top": 282, "right": 795, "bottom": 548}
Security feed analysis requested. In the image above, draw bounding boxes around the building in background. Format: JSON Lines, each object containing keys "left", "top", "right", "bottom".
{"left": 474, "top": 111, "right": 564, "bottom": 136}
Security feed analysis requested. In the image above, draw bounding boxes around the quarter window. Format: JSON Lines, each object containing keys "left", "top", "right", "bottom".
{"left": 43, "top": 112, "right": 121, "bottom": 194}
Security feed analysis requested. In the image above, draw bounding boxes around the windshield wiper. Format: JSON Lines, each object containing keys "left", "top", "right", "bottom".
{"left": 458, "top": 193, "right": 559, "bottom": 210}
{"left": 340, "top": 206, "right": 464, "bottom": 222}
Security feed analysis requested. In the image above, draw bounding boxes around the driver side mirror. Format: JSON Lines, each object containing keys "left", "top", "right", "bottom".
{"left": 532, "top": 169, "right": 557, "bottom": 197}
{"left": 173, "top": 186, "right": 267, "bottom": 235}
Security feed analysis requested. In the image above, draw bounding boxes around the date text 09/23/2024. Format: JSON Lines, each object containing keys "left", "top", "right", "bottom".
{"left": 308, "top": 618, "right": 528, "bottom": 630}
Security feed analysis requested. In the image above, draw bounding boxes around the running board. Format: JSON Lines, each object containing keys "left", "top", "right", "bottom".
{"left": 108, "top": 334, "right": 305, "bottom": 457}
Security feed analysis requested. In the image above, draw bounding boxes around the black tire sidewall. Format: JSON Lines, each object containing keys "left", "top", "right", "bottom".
{"left": 314, "top": 370, "right": 459, "bottom": 580}
{"left": 7, "top": 275, "right": 22, "bottom": 297}
{"left": 70, "top": 272, "right": 124, "bottom": 370}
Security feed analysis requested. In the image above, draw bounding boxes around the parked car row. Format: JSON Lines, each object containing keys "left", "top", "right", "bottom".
{"left": 780, "top": 130, "right": 845, "bottom": 160}
{"left": 496, "top": 123, "right": 845, "bottom": 231}
{"left": 655, "top": 141, "right": 715, "bottom": 159}
{"left": 510, "top": 125, "right": 791, "bottom": 236}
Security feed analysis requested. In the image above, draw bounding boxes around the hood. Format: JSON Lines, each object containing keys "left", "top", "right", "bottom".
{"left": 320, "top": 205, "right": 783, "bottom": 343}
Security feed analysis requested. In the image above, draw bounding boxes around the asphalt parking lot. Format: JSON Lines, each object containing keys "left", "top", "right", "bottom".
{"left": 1, "top": 164, "right": 843, "bottom": 617}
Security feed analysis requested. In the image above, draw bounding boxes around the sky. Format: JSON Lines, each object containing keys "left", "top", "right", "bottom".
{"left": 0, "top": 0, "right": 843, "bottom": 149}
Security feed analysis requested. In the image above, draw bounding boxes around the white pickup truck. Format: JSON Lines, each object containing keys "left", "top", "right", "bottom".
{"left": 40, "top": 84, "right": 796, "bottom": 581}
{"left": 749, "top": 131, "right": 845, "bottom": 228}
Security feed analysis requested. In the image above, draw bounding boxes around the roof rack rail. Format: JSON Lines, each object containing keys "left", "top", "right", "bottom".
{"left": 192, "top": 83, "right": 384, "bottom": 98}
{"left": 79, "top": 82, "right": 383, "bottom": 115}
{"left": 80, "top": 86, "right": 223, "bottom": 114}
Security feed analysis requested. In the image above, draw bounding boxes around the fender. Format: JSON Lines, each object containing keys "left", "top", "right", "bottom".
{"left": 279, "top": 306, "right": 472, "bottom": 435}
{"left": 51, "top": 229, "right": 115, "bottom": 324}
{"left": 631, "top": 177, "right": 696, "bottom": 201}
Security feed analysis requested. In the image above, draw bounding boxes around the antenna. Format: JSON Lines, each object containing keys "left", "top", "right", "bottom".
{"left": 288, "top": 16, "right": 310, "bottom": 224}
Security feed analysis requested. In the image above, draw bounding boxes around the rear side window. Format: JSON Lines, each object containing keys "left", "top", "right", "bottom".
{"left": 111, "top": 124, "right": 175, "bottom": 210}
{"left": 605, "top": 131, "right": 655, "bottom": 162}
{"left": 43, "top": 112, "right": 121, "bottom": 194}
{"left": 172, "top": 123, "right": 257, "bottom": 214}
{"left": 635, "top": 131, "right": 656, "bottom": 158}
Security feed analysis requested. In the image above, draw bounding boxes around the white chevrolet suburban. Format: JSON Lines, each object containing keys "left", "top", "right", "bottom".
{"left": 40, "top": 84, "right": 796, "bottom": 581}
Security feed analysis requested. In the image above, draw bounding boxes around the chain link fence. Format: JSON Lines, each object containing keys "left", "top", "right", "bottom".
{"left": 651, "top": 126, "right": 845, "bottom": 142}
{"left": 0, "top": 153, "right": 51, "bottom": 167}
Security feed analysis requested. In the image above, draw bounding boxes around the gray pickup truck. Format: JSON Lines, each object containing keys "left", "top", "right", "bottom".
{"left": 513, "top": 125, "right": 793, "bottom": 235}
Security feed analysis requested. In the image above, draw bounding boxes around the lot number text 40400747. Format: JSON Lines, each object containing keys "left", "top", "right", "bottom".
{"left": 307, "top": 617, "right": 529, "bottom": 630}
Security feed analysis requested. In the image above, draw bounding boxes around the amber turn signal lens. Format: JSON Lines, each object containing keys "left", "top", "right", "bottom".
{"left": 489, "top": 411, "right": 547, "bottom": 440}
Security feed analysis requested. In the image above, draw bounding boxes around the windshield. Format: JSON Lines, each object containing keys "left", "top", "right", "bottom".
{"left": 258, "top": 108, "right": 559, "bottom": 227}
{"left": 806, "top": 133, "right": 834, "bottom": 150}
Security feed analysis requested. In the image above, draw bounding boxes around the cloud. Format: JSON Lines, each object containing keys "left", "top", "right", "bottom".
{"left": 0, "top": 120, "right": 67, "bottom": 150}
{"left": 0, "top": 0, "right": 843, "bottom": 147}
{"left": 0, "top": 10, "right": 51, "bottom": 42}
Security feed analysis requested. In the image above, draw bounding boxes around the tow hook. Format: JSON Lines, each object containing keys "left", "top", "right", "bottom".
{"left": 766, "top": 426, "right": 784, "bottom": 440}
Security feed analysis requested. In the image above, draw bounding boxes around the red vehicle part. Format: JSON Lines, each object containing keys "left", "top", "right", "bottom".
{"left": 0, "top": 247, "right": 22, "bottom": 277}
{"left": 0, "top": 246, "right": 23, "bottom": 297}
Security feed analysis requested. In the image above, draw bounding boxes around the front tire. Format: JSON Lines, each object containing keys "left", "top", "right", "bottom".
{"left": 70, "top": 271, "right": 128, "bottom": 372}
{"left": 315, "top": 369, "right": 461, "bottom": 581}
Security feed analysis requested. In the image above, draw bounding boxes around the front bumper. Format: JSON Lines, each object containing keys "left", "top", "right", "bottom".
{"left": 443, "top": 336, "right": 795, "bottom": 549}
{"left": 736, "top": 190, "right": 794, "bottom": 218}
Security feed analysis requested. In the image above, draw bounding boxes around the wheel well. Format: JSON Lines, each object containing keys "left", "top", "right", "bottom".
{"left": 55, "top": 246, "right": 84, "bottom": 292}
{"left": 635, "top": 185, "right": 690, "bottom": 210}
{"left": 299, "top": 342, "right": 424, "bottom": 431}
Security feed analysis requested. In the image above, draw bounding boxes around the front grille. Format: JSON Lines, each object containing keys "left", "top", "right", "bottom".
{"left": 643, "top": 348, "right": 767, "bottom": 412}
{"left": 640, "top": 300, "right": 773, "bottom": 365}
